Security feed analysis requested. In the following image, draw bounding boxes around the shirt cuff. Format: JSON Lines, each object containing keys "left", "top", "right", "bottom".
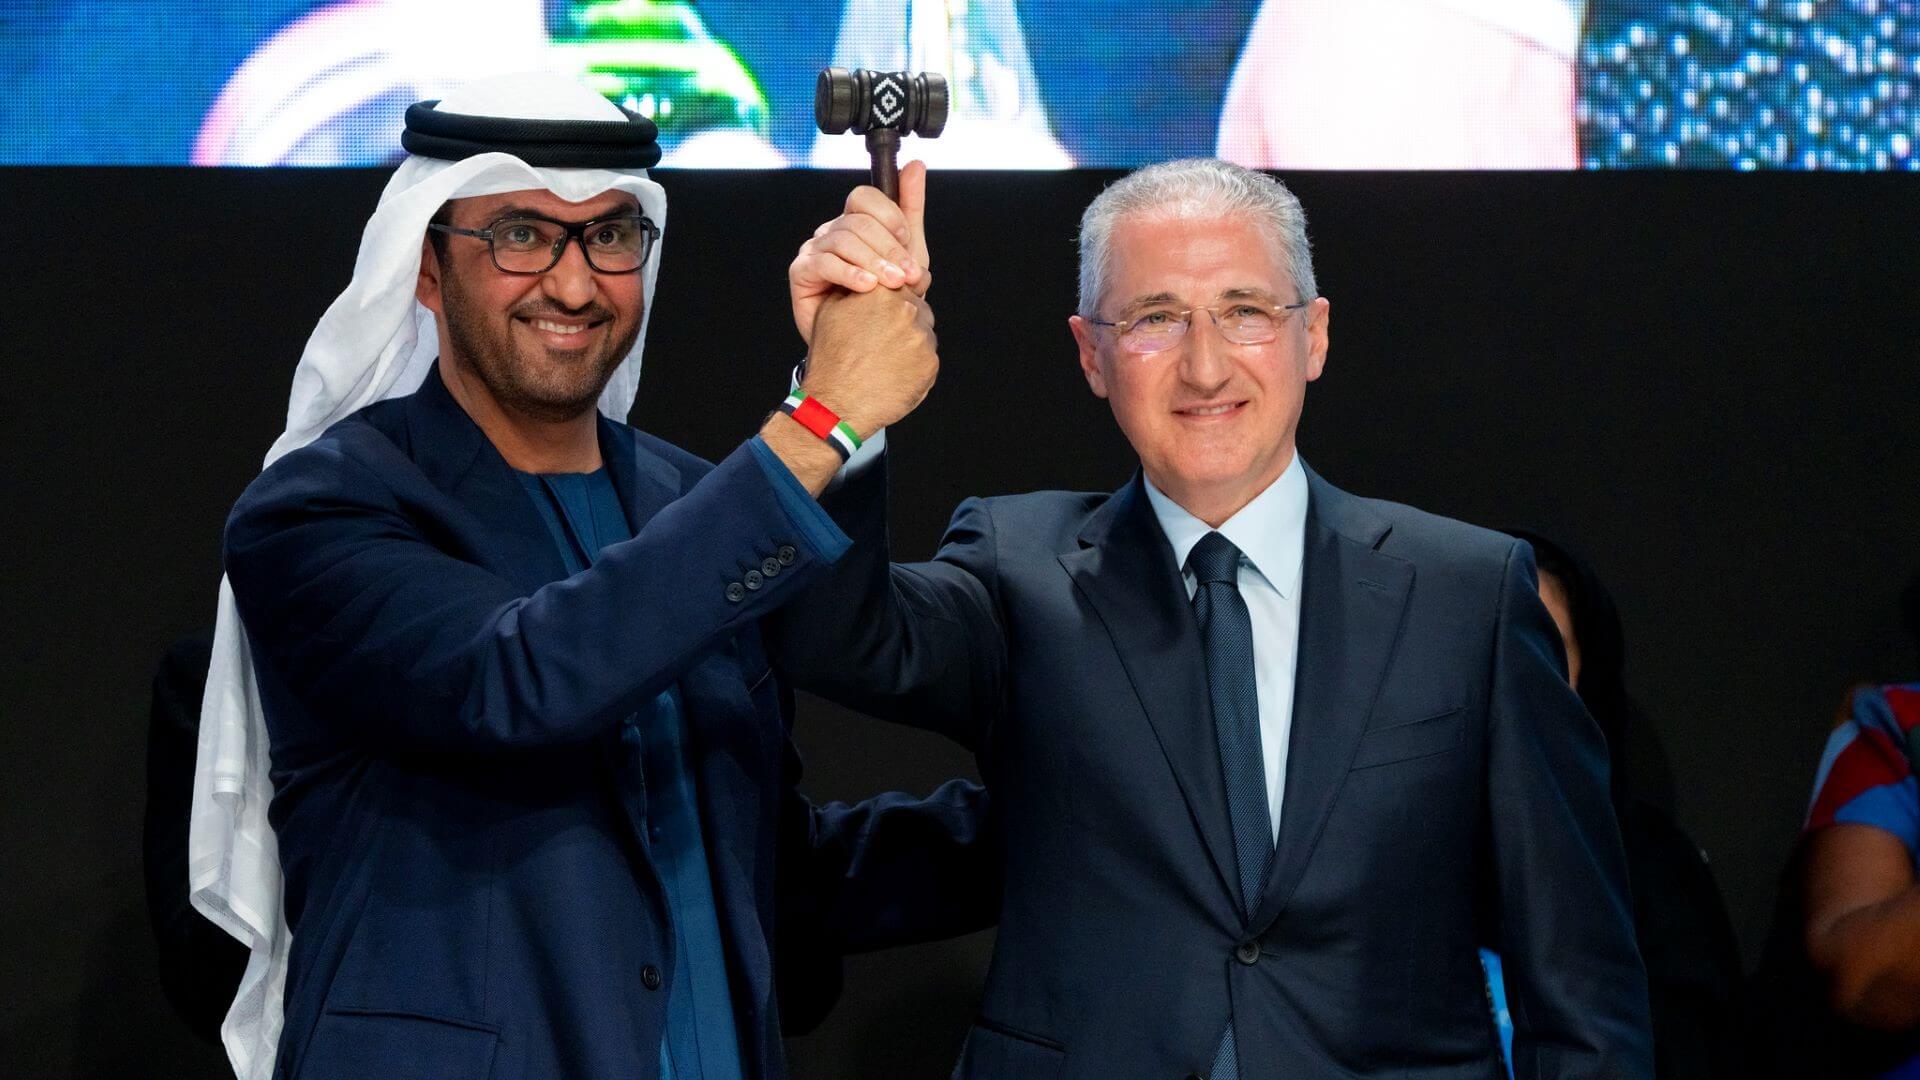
{"left": 747, "top": 435, "right": 852, "bottom": 563}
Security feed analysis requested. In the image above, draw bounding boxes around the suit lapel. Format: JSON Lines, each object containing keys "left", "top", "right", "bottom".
{"left": 405, "top": 367, "right": 683, "bottom": 591}
{"left": 597, "top": 413, "right": 681, "bottom": 540}
{"left": 1251, "top": 469, "right": 1413, "bottom": 933}
{"left": 405, "top": 364, "right": 569, "bottom": 592}
{"left": 1060, "top": 476, "right": 1239, "bottom": 904}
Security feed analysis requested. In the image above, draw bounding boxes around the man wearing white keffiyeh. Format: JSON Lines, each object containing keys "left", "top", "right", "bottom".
{"left": 190, "top": 70, "right": 987, "bottom": 1080}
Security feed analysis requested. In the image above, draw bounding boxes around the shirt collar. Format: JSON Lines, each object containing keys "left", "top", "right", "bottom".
{"left": 1143, "top": 453, "right": 1308, "bottom": 599}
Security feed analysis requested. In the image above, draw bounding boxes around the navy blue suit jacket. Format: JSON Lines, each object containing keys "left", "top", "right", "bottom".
{"left": 225, "top": 368, "right": 997, "bottom": 1080}
{"left": 768, "top": 458, "right": 1653, "bottom": 1079}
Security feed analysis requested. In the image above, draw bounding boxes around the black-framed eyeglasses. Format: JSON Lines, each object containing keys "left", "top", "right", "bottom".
{"left": 428, "top": 213, "right": 659, "bottom": 274}
{"left": 1087, "top": 299, "right": 1311, "bottom": 355}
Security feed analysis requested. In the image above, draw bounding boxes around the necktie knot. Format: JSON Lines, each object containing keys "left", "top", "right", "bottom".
{"left": 1187, "top": 531, "right": 1242, "bottom": 587}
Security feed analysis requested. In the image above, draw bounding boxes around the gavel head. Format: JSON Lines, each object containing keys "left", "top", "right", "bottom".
{"left": 816, "top": 68, "right": 949, "bottom": 139}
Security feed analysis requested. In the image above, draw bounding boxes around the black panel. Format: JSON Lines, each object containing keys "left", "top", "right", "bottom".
{"left": 4, "top": 165, "right": 1916, "bottom": 1078}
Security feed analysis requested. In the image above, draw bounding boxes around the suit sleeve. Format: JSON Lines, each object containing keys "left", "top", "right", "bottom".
{"left": 1486, "top": 539, "right": 1655, "bottom": 1079}
{"left": 772, "top": 679, "right": 1002, "bottom": 1035}
{"left": 764, "top": 454, "right": 1007, "bottom": 752}
{"left": 226, "top": 440, "right": 844, "bottom": 753}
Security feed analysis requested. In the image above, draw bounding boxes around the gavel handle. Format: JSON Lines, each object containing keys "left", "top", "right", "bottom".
{"left": 865, "top": 128, "right": 901, "bottom": 202}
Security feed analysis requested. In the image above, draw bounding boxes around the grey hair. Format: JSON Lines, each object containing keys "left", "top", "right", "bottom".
{"left": 1076, "top": 158, "right": 1318, "bottom": 317}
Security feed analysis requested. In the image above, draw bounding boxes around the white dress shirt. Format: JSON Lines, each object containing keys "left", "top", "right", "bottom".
{"left": 1143, "top": 454, "right": 1308, "bottom": 843}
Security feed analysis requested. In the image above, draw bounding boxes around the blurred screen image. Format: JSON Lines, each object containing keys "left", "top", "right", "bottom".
{"left": 4, "top": 0, "right": 1915, "bottom": 169}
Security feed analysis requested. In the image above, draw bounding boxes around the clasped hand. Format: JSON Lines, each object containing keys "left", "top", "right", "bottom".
{"left": 787, "top": 160, "right": 938, "bottom": 440}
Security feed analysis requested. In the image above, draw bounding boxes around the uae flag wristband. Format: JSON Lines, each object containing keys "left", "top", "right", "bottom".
{"left": 778, "top": 390, "right": 863, "bottom": 462}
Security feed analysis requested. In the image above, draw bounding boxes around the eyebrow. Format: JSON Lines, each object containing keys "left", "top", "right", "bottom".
{"left": 1116, "top": 291, "right": 1182, "bottom": 314}
{"left": 489, "top": 202, "right": 643, "bottom": 224}
{"left": 1218, "top": 287, "right": 1282, "bottom": 303}
{"left": 1116, "top": 287, "right": 1282, "bottom": 314}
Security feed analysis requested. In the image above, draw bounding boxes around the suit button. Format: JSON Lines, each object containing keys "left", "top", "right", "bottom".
{"left": 776, "top": 544, "right": 797, "bottom": 566}
{"left": 761, "top": 556, "right": 781, "bottom": 578}
{"left": 725, "top": 582, "right": 746, "bottom": 603}
{"left": 641, "top": 964, "right": 663, "bottom": 991}
{"left": 1235, "top": 941, "right": 1261, "bottom": 965}
{"left": 743, "top": 569, "right": 763, "bottom": 591}
{"left": 1186, "top": 1074, "right": 1207, "bottom": 1080}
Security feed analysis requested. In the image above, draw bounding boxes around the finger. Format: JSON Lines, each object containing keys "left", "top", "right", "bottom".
{"left": 820, "top": 215, "right": 916, "bottom": 273}
{"left": 808, "top": 213, "right": 922, "bottom": 282}
{"left": 842, "top": 184, "right": 912, "bottom": 245}
{"left": 792, "top": 223, "right": 907, "bottom": 287}
{"left": 898, "top": 160, "right": 929, "bottom": 269}
{"left": 906, "top": 289, "right": 935, "bottom": 330}
{"left": 790, "top": 250, "right": 879, "bottom": 293}
{"left": 811, "top": 229, "right": 914, "bottom": 287}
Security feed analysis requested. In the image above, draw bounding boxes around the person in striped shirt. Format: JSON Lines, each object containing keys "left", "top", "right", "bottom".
{"left": 1802, "top": 573, "right": 1920, "bottom": 1079}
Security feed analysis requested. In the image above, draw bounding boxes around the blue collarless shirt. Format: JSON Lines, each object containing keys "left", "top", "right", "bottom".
{"left": 514, "top": 467, "right": 744, "bottom": 1080}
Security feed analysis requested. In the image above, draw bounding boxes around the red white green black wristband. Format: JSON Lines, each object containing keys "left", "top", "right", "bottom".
{"left": 778, "top": 390, "right": 863, "bottom": 462}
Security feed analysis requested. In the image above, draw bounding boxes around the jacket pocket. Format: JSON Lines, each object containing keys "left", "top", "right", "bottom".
{"left": 954, "top": 1017, "right": 1066, "bottom": 1079}
{"left": 300, "top": 1007, "right": 499, "bottom": 1080}
{"left": 1350, "top": 707, "right": 1466, "bottom": 770}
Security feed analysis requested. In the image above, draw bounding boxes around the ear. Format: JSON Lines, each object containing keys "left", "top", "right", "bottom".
{"left": 1303, "top": 296, "right": 1331, "bottom": 383}
{"left": 415, "top": 235, "right": 445, "bottom": 316}
{"left": 1068, "top": 315, "right": 1109, "bottom": 399}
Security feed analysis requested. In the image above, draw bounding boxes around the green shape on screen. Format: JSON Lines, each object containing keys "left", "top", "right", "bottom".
{"left": 552, "top": 0, "right": 773, "bottom": 144}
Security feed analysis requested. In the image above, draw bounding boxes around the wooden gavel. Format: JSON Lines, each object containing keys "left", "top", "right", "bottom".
{"left": 815, "top": 68, "right": 949, "bottom": 202}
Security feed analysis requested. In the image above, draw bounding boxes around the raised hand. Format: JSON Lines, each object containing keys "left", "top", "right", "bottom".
{"left": 758, "top": 282, "right": 937, "bottom": 496}
{"left": 789, "top": 159, "right": 931, "bottom": 346}
{"left": 801, "top": 284, "right": 938, "bottom": 441}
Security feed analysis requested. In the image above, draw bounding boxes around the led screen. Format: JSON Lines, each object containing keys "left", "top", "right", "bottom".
{"left": 5, "top": 0, "right": 1916, "bottom": 169}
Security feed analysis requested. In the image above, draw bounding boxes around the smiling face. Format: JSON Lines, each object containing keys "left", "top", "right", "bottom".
{"left": 417, "top": 187, "right": 645, "bottom": 424}
{"left": 1069, "top": 210, "right": 1330, "bottom": 525}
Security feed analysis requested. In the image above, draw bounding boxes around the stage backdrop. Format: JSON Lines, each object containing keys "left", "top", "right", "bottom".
{"left": 2, "top": 164, "right": 1916, "bottom": 1078}
{"left": 7, "top": 0, "right": 1920, "bottom": 170}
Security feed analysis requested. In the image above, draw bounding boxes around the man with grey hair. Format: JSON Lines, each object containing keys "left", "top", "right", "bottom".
{"left": 775, "top": 157, "right": 1653, "bottom": 1077}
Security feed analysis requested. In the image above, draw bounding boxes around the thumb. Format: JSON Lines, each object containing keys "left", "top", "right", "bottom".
{"left": 899, "top": 159, "right": 929, "bottom": 269}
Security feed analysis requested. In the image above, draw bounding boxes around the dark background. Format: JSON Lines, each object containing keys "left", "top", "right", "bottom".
{"left": 3, "top": 165, "right": 1916, "bottom": 1078}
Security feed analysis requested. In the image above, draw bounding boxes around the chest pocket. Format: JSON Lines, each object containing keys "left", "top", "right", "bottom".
{"left": 1350, "top": 706, "right": 1465, "bottom": 770}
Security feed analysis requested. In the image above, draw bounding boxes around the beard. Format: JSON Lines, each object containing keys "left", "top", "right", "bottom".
{"left": 438, "top": 261, "right": 642, "bottom": 424}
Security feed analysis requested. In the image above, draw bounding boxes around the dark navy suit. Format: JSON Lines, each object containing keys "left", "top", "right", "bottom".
{"left": 225, "top": 368, "right": 996, "bottom": 1080}
{"left": 768, "top": 459, "right": 1653, "bottom": 1079}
